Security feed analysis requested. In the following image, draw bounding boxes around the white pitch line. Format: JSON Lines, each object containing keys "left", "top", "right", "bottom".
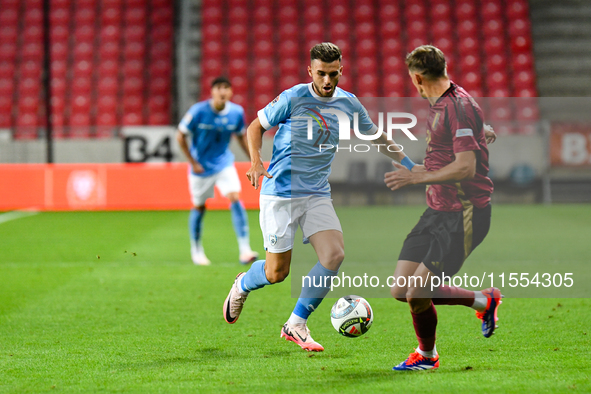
{"left": 0, "top": 209, "right": 39, "bottom": 224}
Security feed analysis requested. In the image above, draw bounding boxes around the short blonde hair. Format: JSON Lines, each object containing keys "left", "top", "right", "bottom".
{"left": 405, "top": 45, "right": 447, "bottom": 80}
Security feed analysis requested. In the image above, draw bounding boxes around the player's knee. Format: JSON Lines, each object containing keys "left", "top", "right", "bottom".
{"left": 227, "top": 192, "right": 240, "bottom": 203}
{"left": 390, "top": 284, "right": 407, "bottom": 301}
{"left": 194, "top": 205, "right": 206, "bottom": 212}
{"left": 406, "top": 295, "right": 431, "bottom": 314}
{"left": 328, "top": 249, "right": 345, "bottom": 267}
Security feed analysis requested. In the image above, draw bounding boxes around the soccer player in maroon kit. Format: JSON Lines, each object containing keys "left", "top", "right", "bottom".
{"left": 385, "top": 45, "right": 502, "bottom": 371}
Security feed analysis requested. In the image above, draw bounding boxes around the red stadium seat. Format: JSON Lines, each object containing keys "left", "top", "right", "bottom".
{"left": 71, "top": 95, "right": 91, "bottom": 113}
{"left": 147, "top": 111, "right": 169, "bottom": 125}
{"left": 408, "top": 20, "right": 427, "bottom": 38}
{"left": 75, "top": 7, "right": 95, "bottom": 25}
{"left": 100, "top": 25, "right": 121, "bottom": 43}
{"left": 24, "top": 8, "right": 43, "bottom": 25}
{"left": 432, "top": 20, "right": 452, "bottom": 38}
{"left": 253, "top": 58, "right": 274, "bottom": 75}
{"left": 0, "top": 62, "right": 14, "bottom": 79}
{"left": 515, "top": 87, "right": 536, "bottom": 97}
{"left": 97, "top": 95, "right": 117, "bottom": 112}
{"left": 356, "top": 39, "right": 377, "bottom": 58}
{"left": 354, "top": 4, "right": 374, "bottom": 23}
{"left": 51, "top": 77, "right": 67, "bottom": 95}
{"left": 150, "top": 42, "right": 172, "bottom": 59}
{"left": 125, "top": 42, "right": 146, "bottom": 60}
{"left": 149, "top": 78, "right": 170, "bottom": 95}
{"left": 509, "top": 18, "right": 531, "bottom": 37}
{"left": 151, "top": 7, "right": 173, "bottom": 25}
{"left": 354, "top": 57, "right": 378, "bottom": 75}
{"left": 506, "top": 0, "right": 529, "bottom": 20}
{"left": 96, "top": 112, "right": 117, "bottom": 127}
{"left": 486, "top": 53, "right": 508, "bottom": 73}
{"left": 203, "top": 40, "right": 222, "bottom": 59}
{"left": 147, "top": 95, "right": 169, "bottom": 113}
{"left": 355, "top": 22, "right": 376, "bottom": 40}
{"left": 0, "top": 26, "right": 18, "bottom": 43}
{"left": 378, "top": 2, "right": 401, "bottom": 22}
{"left": 18, "top": 95, "right": 39, "bottom": 114}
{"left": 149, "top": 60, "right": 171, "bottom": 78}
{"left": 481, "top": 0, "right": 503, "bottom": 19}
{"left": 73, "top": 42, "right": 94, "bottom": 60}
{"left": 380, "top": 20, "right": 402, "bottom": 39}
{"left": 253, "top": 24, "right": 273, "bottom": 42}
{"left": 513, "top": 70, "right": 536, "bottom": 90}
{"left": 124, "top": 25, "right": 146, "bottom": 43}
{"left": 489, "top": 87, "right": 511, "bottom": 97}
{"left": 123, "top": 77, "right": 143, "bottom": 95}
{"left": 125, "top": 7, "right": 146, "bottom": 25}
{"left": 484, "top": 36, "right": 506, "bottom": 55}
{"left": 333, "top": 39, "right": 350, "bottom": 57}
{"left": 100, "top": 42, "right": 120, "bottom": 60}
{"left": 0, "top": 43, "right": 17, "bottom": 62}
{"left": 253, "top": 6, "right": 272, "bottom": 24}
{"left": 20, "top": 61, "right": 42, "bottom": 79}
{"left": 278, "top": 5, "right": 297, "bottom": 21}
{"left": 98, "top": 60, "right": 118, "bottom": 78}
{"left": 329, "top": 4, "right": 348, "bottom": 20}
{"left": 97, "top": 77, "right": 119, "bottom": 95}
{"left": 228, "top": 58, "right": 247, "bottom": 77}
{"left": 408, "top": 37, "right": 428, "bottom": 53}
{"left": 23, "top": 26, "right": 43, "bottom": 42}
{"left": 383, "top": 55, "right": 406, "bottom": 74}
{"left": 357, "top": 74, "right": 378, "bottom": 97}
{"left": 405, "top": 1, "right": 426, "bottom": 20}
{"left": 228, "top": 40, "right": 248, "bottom": 59}
{"left": 74, "top": 25, "right": 95, "bottom": 43}
{"left": 0, "top": 8, "right": 18, "bottom": 26}
{"left": 456, "top": 0, "right": 477, "bottom": 19}
{"left": 253, "top": 75, "right": 274, "bottom": 96}
{"left": 330, "top": 23, "right": 349, "bottom": 41}
{"left": 18, "top": 78, "right": 40, "bottom": 96}
{"left": 102, "top": 7, "right": 121, "bottom": 25}
{"left": 431, "top": 1, "right": 452, "bottom": 19}
{"left": 254, "top": 40, "right": 273, "bottom": 58}
{"left": 278, "top": 75, "right": 299, "bottom": 92}
{"left": 202, "top": 24, "right": 222, "bottom": 42}
{"left": 486, "top": 71, "right": 509, "bottom": 90}
{"left": 460, "top": 54, "right": 481, "bottom": 74}
{"left": 433, "top": 37, "right": 453, "bottom": 55}
{"left": 460, "top": 71, "right": 482, "bottom": 92}
{"left": 458, "top": 36, "right": 478, "bottom": 56}
{"left": 123, "top": 95, "right": 143, "bottom": 113}
{"left": 123, "top": 59, "right": 144, "bottom": 78}
{"left": 511, "top": 35, "right": 532, "bottom": 54}
{"left": 72, "top": 60, "right": 93, "bottom": 78}
{"left": 515, "top": 102, "right": 539, "bottom": 121}
{"left": 202, "top": 6, "right": 223, "bottom": 24}
{"left": 71, "top": 77, "right": 92, "bottom": 95}
{"left": 278, "top": 23, "right": 298, "bottom": 41}
{"left": 22, "top": 43, "right": 43, "bottom": 60}
{"left": 304, "top": 4, "right": 323, "bottom": 23}
{"left": 458, "top": 20, "right": 478, "bottom": 38}
{"left": 483, "top": 18, "right": 504, "bottom": 37}
{"left": 304, "top": 23, "right": 323, "bottom": 43}
{"left": 122, "top": 112, "right": 143, "bottom": 126}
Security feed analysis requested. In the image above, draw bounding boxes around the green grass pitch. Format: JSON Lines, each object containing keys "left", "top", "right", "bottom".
{"left": 0, "top": 205, "right": 590, "bottom": 393}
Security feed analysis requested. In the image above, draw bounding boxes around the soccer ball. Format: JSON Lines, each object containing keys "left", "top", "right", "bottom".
{"left": 330, "top": 295, "right": 373, "bottom": 337}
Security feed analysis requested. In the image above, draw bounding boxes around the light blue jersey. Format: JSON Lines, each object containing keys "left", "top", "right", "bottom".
{"left": 258, "top": 83, "right": 378, "bottom": 197}
{"left": 179, "top": 100, "right": 245, "bottom": 177}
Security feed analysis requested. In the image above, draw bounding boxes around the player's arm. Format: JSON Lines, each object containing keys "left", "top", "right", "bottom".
{"left": 245, "top": 117, "right": 272, "bottom": 190}
{"left": 385, "top": 150, "right": 476, "bottom": 191}
{"left": 176, "top": 130, "right": 204, "bottom": 174}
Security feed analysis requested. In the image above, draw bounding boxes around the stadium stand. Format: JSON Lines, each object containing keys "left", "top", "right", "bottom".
{"left": 0, "top": 0, "right": 174, "bottom": 139}
{"left": 199, "top": 0, "right": 539, "bottom": 135}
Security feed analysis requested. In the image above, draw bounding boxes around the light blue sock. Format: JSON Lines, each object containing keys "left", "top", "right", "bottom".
{"left": 293, "top": 262, "right": 339, "bottom": 319}
{"left": 240, "top": 260, "right": 271, "bottom": 293}
{"left": 189, "top": 208, "right": 204, "bottom": 241}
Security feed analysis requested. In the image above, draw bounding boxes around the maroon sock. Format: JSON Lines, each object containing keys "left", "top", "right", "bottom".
{"left": 411, "top": 302, "right": 437, "bottom": 352}
{"left": 432, "top": 285, "right": 475, "bottom": 307}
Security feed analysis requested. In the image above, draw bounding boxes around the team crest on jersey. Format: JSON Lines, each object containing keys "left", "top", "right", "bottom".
{"left": 270, "top": 95, "right": 280, "bottom": 106}
{"left": 268, "top": 234, "right": 277, "bottom": 246}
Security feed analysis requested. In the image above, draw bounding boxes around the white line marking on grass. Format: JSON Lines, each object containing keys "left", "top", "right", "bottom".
{"left": 0, "top": 209, "right": 39, "bottom": 224}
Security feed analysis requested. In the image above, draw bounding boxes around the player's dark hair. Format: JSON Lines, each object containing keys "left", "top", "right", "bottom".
{"left": 310, "top": 42, "right": 342, "bottom": 63}
{"left": 211, "top": 76, "right": 232, "bottom": 88}
{"left": 405, "top": 45, "right": 447, "bottom": 80}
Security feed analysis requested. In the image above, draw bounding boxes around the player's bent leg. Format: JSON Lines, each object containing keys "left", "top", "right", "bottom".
{"left": 223, "top": 250, "right": 292, "bottom": 324}
{"left": 281, "top": 230, "right": 343, "bottom": 352}
{"left": 390, "top": 260, "right": 421, "bottom": 302}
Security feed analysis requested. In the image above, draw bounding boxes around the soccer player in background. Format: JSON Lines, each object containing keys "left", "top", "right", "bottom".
{"left": 222, "top": 43, "right": 407, "bottom": 351}
{"left": 177, "top": 76, "right": 259, "bottom": 266}
{"left": 385, "top": 45, "right": 502, "bottom": 371}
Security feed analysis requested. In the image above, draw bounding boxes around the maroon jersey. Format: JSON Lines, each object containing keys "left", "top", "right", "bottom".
{"left": 423, "top": 82, "right": 493, "bottom": 211}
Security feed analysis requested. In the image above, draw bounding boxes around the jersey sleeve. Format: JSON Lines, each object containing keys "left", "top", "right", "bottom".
{"left": 448, "top": 98, "right": 481, "bottom": 154}
{"left": 355, "top": 100, "right": 378, "bottom": 135}
{"left": 257, "top": 90, "right": 292, "bottom": 130}
{"left": 178, "top": 106, "right": 198, "bottom": 134}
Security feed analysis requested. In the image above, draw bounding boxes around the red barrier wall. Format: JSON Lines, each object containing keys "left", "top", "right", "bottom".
{"left": 0, "top": 162, "right": 262, "bottom": 211}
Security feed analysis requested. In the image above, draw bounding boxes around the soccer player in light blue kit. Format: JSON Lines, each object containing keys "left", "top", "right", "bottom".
{"left": 177, "top": 76, "right": 258, "bottom": 266}
{"left": 223, "top": 43, "right": 406, "bottom": 351}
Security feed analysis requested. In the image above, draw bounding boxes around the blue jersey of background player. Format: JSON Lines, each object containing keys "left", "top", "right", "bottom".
{"left": 223, "top": 43, "right": 407, "bottom": 352}
{"left": 176, "top": 76, "right": 258, "bottom": 266}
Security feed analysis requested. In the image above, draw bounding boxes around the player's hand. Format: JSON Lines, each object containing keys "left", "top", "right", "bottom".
{"left": 484, "top": 124, "right": 497, "bottom": 144}
{"left": 191, "top": 162, "right": 204, "bottom": 174}
{"left": 385, "top": 162, "right": 416, "bottom": 191}
{"left": 246, "top": 161, "right": 272, "bottom": 190}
